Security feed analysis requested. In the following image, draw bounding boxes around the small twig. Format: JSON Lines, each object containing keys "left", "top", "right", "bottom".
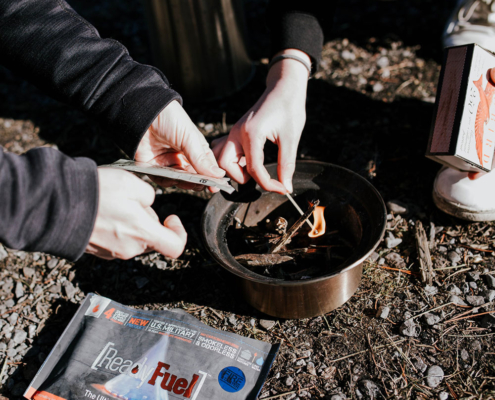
{"left": 328, "top": 339, "right": 407, "bottom": 363}
{"left": 381, "top": 328, "right": 417, "bottom": 372}
{"left": 208, "top": 307, "right": 223, "bottom": 320}
{"left": 458, "top": 244, "right": 494, "bottom": 253}
{"left": 262, "top": 386, "right": 315, "bottom": 400}
{"left": 270, "top": 200, "right": 319, "bottom": 254}
{"left": 444, "top": 309, "right": 495, "bottom": 324}
{"left": 405, "top": 302, "right": 454, "bottom": 322}
{"left": 434, "top": 264, "right": 467, "bottom": 271}
{"left": 374, "top": 265, "right": 419, "bottom": 276}
{"left": 0, "top": 356, "right": 8, "bottom": 384}
{"left": 444, "top": 267, "right": 471, "bottom": 281}
{"left": 285, "top": 193, "right": 315, "bottom": 231}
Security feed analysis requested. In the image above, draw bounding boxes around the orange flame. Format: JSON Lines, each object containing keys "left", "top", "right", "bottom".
{"left": 309, "top": 206, "right": 326, "bottom": 238}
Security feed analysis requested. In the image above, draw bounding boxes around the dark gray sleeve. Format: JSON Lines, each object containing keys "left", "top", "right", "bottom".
{"left": 267, "top": 1, "right": 333, "bottom": 73}
{"left": 0, "top": 0, "right": 182, "bottom": 158}
{"left": 0, "top": 148, "right": 98, "bottom": 261}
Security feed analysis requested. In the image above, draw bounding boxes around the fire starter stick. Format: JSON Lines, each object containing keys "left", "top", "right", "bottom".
{"left": 285, "top": 193, "right": 316, "bottom": 231}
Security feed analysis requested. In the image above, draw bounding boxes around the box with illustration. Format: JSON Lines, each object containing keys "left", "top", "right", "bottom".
{"left": 427, "top": 43, "right": 495, "bottom": 172}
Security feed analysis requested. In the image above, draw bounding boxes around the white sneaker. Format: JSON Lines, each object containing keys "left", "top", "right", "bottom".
{"left": 433, "top": 167, "right": 495, "bottom": 221}
{"left": 443, "top": 0, "right": 495, "bottom": 52}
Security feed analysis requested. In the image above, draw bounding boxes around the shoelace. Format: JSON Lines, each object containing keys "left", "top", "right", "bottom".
{"left": 458, "top": 0, "right": 495, "bottom": 24}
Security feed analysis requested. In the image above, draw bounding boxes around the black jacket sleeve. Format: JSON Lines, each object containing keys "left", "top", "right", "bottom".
{"left": 0, "top": 0, "right": 181, "bottom": 260}
{"left": 0, "top": 0, "right": 181, "bottom": 158}
{"left": 267, "top": 1, "right": 332, "bottom": 73}
{"left": 0, "top": 148, "right": 98, "bottom": 261}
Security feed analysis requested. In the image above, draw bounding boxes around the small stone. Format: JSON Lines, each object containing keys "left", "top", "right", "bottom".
{"left": 4, "top": 299, "right": 15, "bottom": 308}
{"left": 63, "top": 281, "right": 77, "bottom": 299}
{"left": 0, "top": 342, "right": 6, "bottom": 352}
{"left": 426, "top": 366, "right": 444, "bottom": 388}
{"left": 376, "top": 306, "right": 390, "bottom": 319}
{"left": 424, "top": 285, "right": 438, "bottom": 296}
{"left": 377, "top": 56, "right": 389, "bottom": 68}
{"left": 467, "top": 271, "right": 481, "bottom": 281}
{"left": 484, "top": 274, "right": 495, "bottom": 288}
{"left": 423, "top": 313, "right": 441, "bottom": 326}
{"left": 447, "top": 284, "right": 462, "bottom": 295}
{"left": 250, "top": 318, "right": 256, "bottom": 327}
{"left": 204, "top": 123, "right": 214, "bottom": 133}
{"left": 155, "top": 260, "right": 167, "bottom": 270}
{"left": 134, "top": 277, "right": 149, "bottom": 289}
{"left": 349, "top": 66, "right": 363, "bottom": 75}
{"left": 15, "top": 282, "right": 24, "bottom": 299}
{"left": 49, "top": 284, "right": 61, "bottom": 294}
{"left": 385, "top": 237, "right": 402, "bottom": 249}
{"left": 484, "top": 290, "right": 495, "bottom": 302}
{"left": 447, "top": 251, "right": 461, "bottom": 264}
{"left": 32, "top": 252, "right": 41, "bottom": 261}
{"left": 368, "top": 252, "right": 379, "bottom": 262}
{"left": 307, "top": 362, "right": 317, "bottom": 376}
{"left": 228, "top": 314, "right": 237, "bottom": 326}
{"left": 285, "top": 376, "right": 294, "bottom": 386}
{"left": 400, "top": 320, "right": 420, "bottom": 337}
{"left": 330, "top": 395, "right": 346, "bottom": 400}
{"left": 47, "top": 258, "right": 58, "bottom": 269}
{"left": 461, "top": 349, "right": 469, "bottom": 361}
{"left": 438, "top": 246, "right": 447, "bottom": 253}
{"left": 386, "top": 200, "right": 408, "bottom": 214}
{"left": 462, "top": 282, "right": 470, "bottom": 294}
{"left": 322, "top": 366, "right": 336, "bottom": 380}
{"left": 471, "top": 341, "right": 482, "bottom": 351}
{"left": 373, "top": 82, "right": 384, "bottom": 93}
{"left": 472, "top": 254, "right": 483, "bottom": 263}
{"left": 341, "top": 50, "right": 356, "bottom": 60}
{"left": 469, "top": 282, "right": 477, "bottom": 290}
{"left": 8, "top": 313, "right": 18, "bottom": 325}
{"left": 466, "top": 295, "right": 485, "bottom": 306}
{"left": 13, "top": 330, "right": 27, "bottom": 344}
{"left": 28, "top": 324, "right": 37, "bottom": 339}
{"left": 356, "top": 380, "right": 380, "bottom": 399}
{"left": 0, "top": 245, "right": 8, "bottom": 261}
{"left": 385, "top": 252, "right": 406, "bottom": 268}
{"left": 414, "top": 358, "right": 427, "bottom": 373}
{"left": 378, "top": 257, "right": 385, "bottom": 265}
{"left": 260, "top": 320, "right": 276, "bottom": 330}
{"left": 439, "top": 392, "right": 449, "bottom": 400}
{"left": 449, "top": 295, "right": 467, "bottom": 306}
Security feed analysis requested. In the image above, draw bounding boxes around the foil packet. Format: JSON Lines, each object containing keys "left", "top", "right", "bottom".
{"left": 100, "top": 159, "right": 235, "bottom": 194}
{"left": 24, "top": 294, "right": 279, "bottom": 400}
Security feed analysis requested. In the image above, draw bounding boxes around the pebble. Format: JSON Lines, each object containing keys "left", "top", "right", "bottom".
{"left": 400, "top": 320, "right": 420, "bottom": 337}
{"left": 8, "top": 313, "right": 18, "bottom": 325}
{"left": 260, "top": 320, "right": 276, "bottom": 330}
{"left": 134, "top": 277, "right": 149, "bottom": 289}
{"left": 467, "top": 271, "right": 481, "bottom": 281}
{"left": 155, "top": 260, "right": 167, "bottom": 270}
{"left": 386, "top": 200, "right": 408, "bottom": 214}
{"left": 295, "top": 359, "right": 306, "bottom": 367}
{"left": 385, "top": 252, "right": 406, "bottom": 268}
{"left": 447, "top": 284, "right": 462, "bottom": 295}
{"left": 13, "top": 330, "right": 27, "bottom": 344}
{"left": 385, "top": 237, "right": 402, "bottom": 249}
{"left": 484, "top": 290, "right": 495, "bottom": 302}
{"left": 426, "top": 366, "right": 444, "bottom": 388}
{"left": 469, "top": 282, "right": 477, "bottom": 290}
{"left": 376, "top": 306, "right": 390, "bottom": 319}
{"left": 250, "top": 318, "right": 256, "bottom": 327}
{"left": 204, "top": 123, "right": 214, "bottom": 133}
{"left": 461, "top": 282, "right": 470, "bottom": 294}
{"left": 356, "top": 380, "right": 380, "bottom": 399}
{"left": 466, "top": 295, "right": 485, "bottom": 306}
{"left": 461, "top": 349, "right": 469, "bottom": 361}
{"left": 47, "top": 258, "right": 58, "bottom": 269}
{"left": 438, "top": 246, "right": 447, "bottom": 253}
{"left": 23, "top": 266, "right": 35, "bottom": 278}
{"left": 377, "top": 56, "right": 389, "bottom": 68}
{"left": 5, "top": 299, "right": 15, "bottom": 308}
{"left": 439, "top": 392, "right": 449, "bottom": 400}
{"left": 28, "top": 324, "right": 37, "bottom": 339}
{"left": 32, "top": 252, "right": 41, "bottom": 261}
{"left": 424, "top": 285, "right": 438, "bottom": 296}
{"left": 285, "top": 376, "right": 294, "bottom": 386}
{"left": 471, "top": 341, "right": 482, "bottom": 351}
{"left": 414, "top": 358, "right": 427, "bottom": 373}
{"left": 63, "top": 281, "right": 77, "bottom": 299}
{"left": 373, "top": 82, "right": 384, "bottom": 93}
{"left": 378, "top": 257, "right": 385, "bottom": 265}
{"left": 472, "top": 254, "right": 483, "bottom": 263}
{"left": 368, "top": 252, "right": 379, "bottom": 262}
{"left": 307, "top": 362, "right": 317, "bottom": 376}
{"left": 449, "top": 295, "right": 467, "bottom": 306}
{"left": 447, "top": 251, "right": 461, "bottom": 264}
{"left": 484, "top": 274, "right": 495, "bottom": 288}
{"left": 228, "top": 314, "right": 237, "bottom": 326}
{"left": 349, "top": 66, "right": 363, "bottom": 75}
{"left": 330, "top": 395, "right": 346, "bottom": 400}
{"left": 423, "top": 313, "right": 441, "bottom": 326}
{"left": 0, "top": 245, "right": 7, "bottom": 261}
{"left": 341, "top": 50, "right": 356, "bottom": 60}
{"left": 0, "top": 342, "right": 6, "bottom": 352}
{"left": 15, "top": 281, "right": 24, "bottom": 299}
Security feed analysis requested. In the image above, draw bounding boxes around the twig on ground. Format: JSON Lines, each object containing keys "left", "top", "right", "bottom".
{"left": 328, "top": 339, "right": 407, "bottom": 363}
{"left": 444, "top": 267, "right": 471, "bottom": 282}
{"left": 405, "top": 302, "right": 454, "bottom": 322}
{"left": 262, "top": 386, "right": 315, "bottom": 400}
{"left": 458, "top": 244, "right": 494, "bottom": 253}
{"left": 444, "top": 309, "right": 495, "bottom": 324}
{"left": 415, "top": 221, "right": 434, "bottom": 284}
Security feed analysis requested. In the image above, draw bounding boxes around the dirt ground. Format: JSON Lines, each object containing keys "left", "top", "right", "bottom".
{"left": 1, "top": 0, "right": 494, "bottom": 399}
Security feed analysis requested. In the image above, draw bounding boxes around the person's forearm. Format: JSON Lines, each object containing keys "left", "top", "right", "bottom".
{"left": 0, "top": 0, "right": 180, "bottom": 158}
{"left": 0, "top": 148, "right": 98, "bottom": 261}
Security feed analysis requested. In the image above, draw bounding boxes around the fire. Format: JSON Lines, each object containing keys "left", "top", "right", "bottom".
{"left": 308, "top": 206, "right": 326, "bottom": 238}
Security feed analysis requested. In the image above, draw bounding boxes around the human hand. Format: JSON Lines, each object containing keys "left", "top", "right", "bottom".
{"left": 135, "top": 100, "right": 225, "bottom": 192}
{"left": 86, "top": 168, "right": 187, "bottom": 260}
{"left": 212, "top": 49, "right": 310, "bottom": 194}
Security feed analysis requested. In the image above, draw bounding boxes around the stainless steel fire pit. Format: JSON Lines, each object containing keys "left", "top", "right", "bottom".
{"left": 201, "top": 161, "right": 386, "bottom": 319}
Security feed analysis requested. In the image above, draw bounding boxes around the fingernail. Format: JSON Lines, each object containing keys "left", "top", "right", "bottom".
{"left": 210, "top": 165, "right": 226, "bottom": 176}
{"left": 284, "top": 179, "right": 293, "bottom": 193}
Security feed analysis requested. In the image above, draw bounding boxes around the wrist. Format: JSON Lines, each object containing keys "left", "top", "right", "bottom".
{"left": 267, "top": 49, "right": 311, "bottom": 91}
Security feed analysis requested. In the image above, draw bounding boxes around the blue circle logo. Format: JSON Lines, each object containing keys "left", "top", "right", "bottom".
{"left": 218, "top": 366, "right": 246, "bottom": 393}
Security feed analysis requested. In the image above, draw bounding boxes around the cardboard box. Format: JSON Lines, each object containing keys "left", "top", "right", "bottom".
{"left": 427, "top": 44, "right": 495, "bottom": 172}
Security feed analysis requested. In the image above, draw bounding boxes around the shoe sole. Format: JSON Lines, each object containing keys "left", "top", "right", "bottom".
{"left": 433, "top": 188, "right": 495, "bottom": 221}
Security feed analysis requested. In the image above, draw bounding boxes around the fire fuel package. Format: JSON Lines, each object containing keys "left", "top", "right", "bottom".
{"left": 24, "top": 294, "right": 279, "bottom": 400}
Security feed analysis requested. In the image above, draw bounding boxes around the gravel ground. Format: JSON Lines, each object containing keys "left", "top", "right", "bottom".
{"left": 1, "top": 0, "right": 495, "bottom": 399}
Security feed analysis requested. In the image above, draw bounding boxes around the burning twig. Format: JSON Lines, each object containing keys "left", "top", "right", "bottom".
{"left": 270, "top": 200, "right": 319, "bottom": 254}
{"left": 285, "top": 193, "right": 315, "bottom": 231}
